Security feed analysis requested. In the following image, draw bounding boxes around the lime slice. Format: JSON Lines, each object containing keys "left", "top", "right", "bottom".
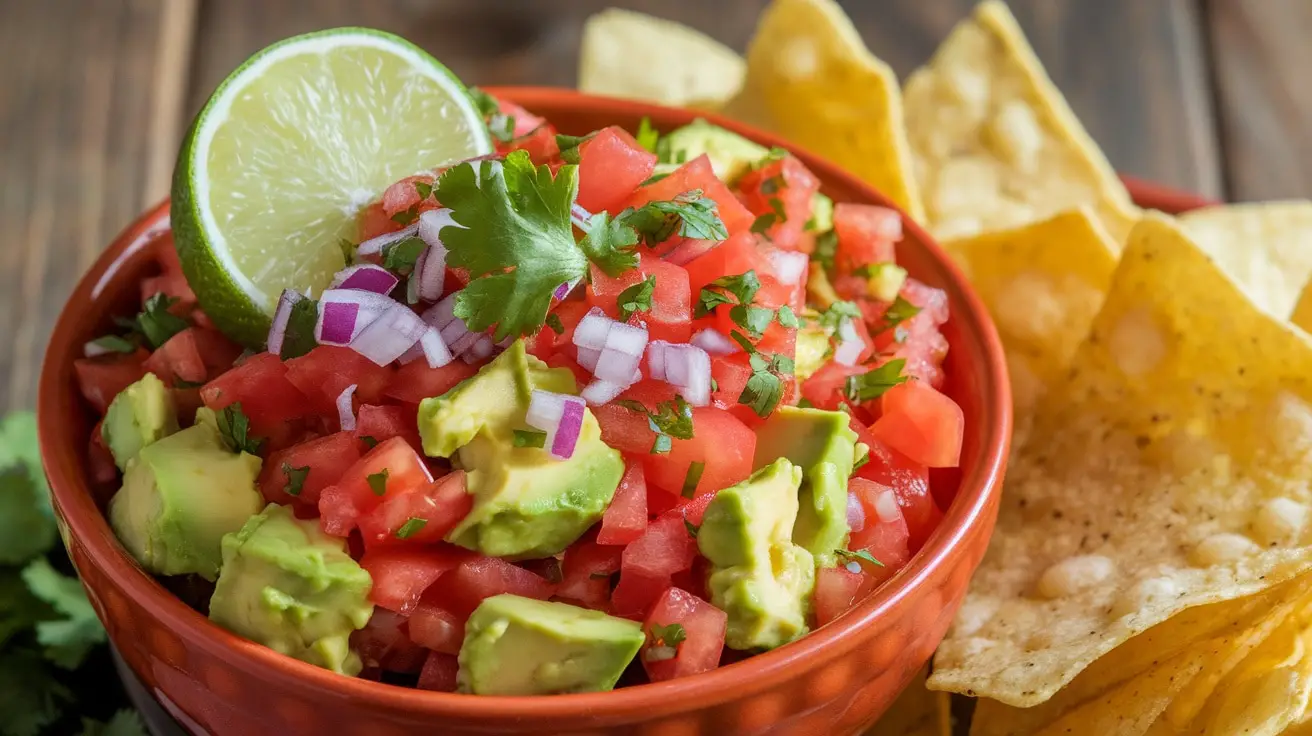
{"left": 172, "top": 28, "right": 493, "bottom": 346}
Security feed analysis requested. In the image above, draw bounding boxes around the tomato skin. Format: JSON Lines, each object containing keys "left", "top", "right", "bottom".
{"left": 587, "top": 254, "right": 692, "bottom": 344}
{"left": 318, "top": 437, "right": 434, "bottom": 537}
{"left": 848, "top": 478, "right": 912, "bottom": 587}
{"left": 593, "top": 380, "right": 680, "bottom": 456}
{"left": 490, "top": 99, "right": 548, "bottom": 138}
{"left": 357, "top": 471, "right": 473, "bottom": 550}
{"left": 867, "top": 279, "right": 950, "bottom": 389}
{"left": 709, "top": 354, "right": 752, "bottom": 412}
{"left": 75, "top": 351, "right": 149, "bottom": 414}
{"left": 735, "top": 155, "right": 821, "bottom": 252}
{"left": 500, "top": 124, "right": 559, "bottom": 165}
{"left": 679, "top": 491, "right": 717, "bottom": 526}
{"left": 800, "top": 361, "right": 864, "bottom": 411}
{"left": 143, "top": 329, "right": 207, "bottom": 385}
{"left": 869, "top": 380, "right": 964, "bottom": 468}
{"left": 428, "top": 556, "right": 557, "bottom": 619}
{"left": 200, "top": 352, "right": 310, "bottom": 441}
{"left": 381, "top": 175, "right": 438, "bottom": 218}
{"left": 851, "top": 420, "right": 940, "bottom": 551}
{"left": 354, "top": 404, "right": 422, "bottom": 454}
{"left": 416, "top": 652, "right": 459, "bottom": 692}
{"left": 597, "top": 462, "right": 648, "bottom": 546}
{"left": 833, "top": 203, "right": 901, "bottom": 275}
{"left": 408, "top": 599, "right": 464, "bottom": 654}
{"left": 285, "top": 346, "right": 394, "bottom": 419}
{"left": 611, "top": 514, "right": 698, "bottom": 619}
{"left": 641, "top": 587, "right": 727, "bottom": 682}
{"left": 258, "top": 431, "right": 362, "bottom": 507}
{"left": 813, "top": 566, "right": 866, "bottom": 626}
{"left": 88, "top": 420, "right": 119, "bottom": 486}
{"left": 359, "top": 544, "right": 469, "bottom": 615}
{"left": 622, "top": 155, "right": 756, "bottom": 240}
{"left": 358, "top": 201, "right": 401, "bottom": 241}
{"left": 384, "top": 358, "right": 477, "bottom": 406}
{"left": 353, "top": 609, "right": 429, "bottom": 674}
{"left": 575, "top": 126, "right": 658, "bottom": 214}
{"left": 643, "top": 407, "right": 755, "bottom": 498}
{"left": 557, "top": 532, "right": 623, "bottom": 610}
{"left": 682, "top": 233, "right": 763, "bottom": 297}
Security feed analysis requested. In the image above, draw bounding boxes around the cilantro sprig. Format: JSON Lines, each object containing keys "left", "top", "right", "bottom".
{"left": 215, "top": 404, "right": 264, "bottom": 455}
{"left": 281, "top": 463, "right": 309, "bottom": 497}
{"left": 470, "top": 86, "right": 515, "bottom": 142}
{"left": 92, "top": 292, "right": 190, "bottom": 354}
{"left": 616, "top": 275, "right": 656, "bottom": 322}
{"left": 729, "top": 332, "right": 795, "bottom": 418}
{"left": 614, "top": 395, "right": 694, "bottom": 454}
{"left": 836, "top": 548, "right": 884, "bottom": 571}
{"left": 876, "top": 296, "right": 922, "bottom": 332}
{"left": 844, "top": 359, "right": 909, "bottom": 403}
{"left": 648, "top": 622, "right": 687, "bottom": 648}
{"left": 620, "top": 190, "right": 728, "bottom": 247}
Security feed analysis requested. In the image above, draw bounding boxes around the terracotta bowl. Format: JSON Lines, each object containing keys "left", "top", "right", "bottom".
{"left": 38, "top": 88, "right": 1011, "bottom": 736}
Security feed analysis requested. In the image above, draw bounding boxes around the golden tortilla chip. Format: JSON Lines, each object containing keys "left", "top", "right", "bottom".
{"left": 1177, "top": 620, "right": 1312, "bottom": 736}
{"left": 929, "top": 213, "right": 1312, "bottom": 707}
{"left": 578, "top": 9, "right": 745, "bottom": 108}
{"left": 943, "top": 208, "right": 1117, "bottom": 421}
{"left": 1180, "top": 201, "right": 1312, "bottom": 319}
{"left": 727, "top": 0, "right": 924, "bottom": 219}
{"left": 903, "top": 0, "right": 1138, "bottom": 243}
{"left": 869, "top": 666, "right": 952, "bottom": 736}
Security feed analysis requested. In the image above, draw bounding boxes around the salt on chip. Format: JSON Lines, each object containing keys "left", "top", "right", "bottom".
{"left": 578, "top": 9, "right": 745, "bottom": 108}
{"left": 1178, "top": 201, "right": 1312, "bottom": 319}
{"left": 727, "top": 0, "right": 924, "bottom": 220}
{"left": 942, "top": 208, "right": 1117, "bottom": 421}
{"left": 868, "top": 666, "right": 952, "bottom": 736}
{"left": 903, "top": 0, "right": 1139, "bottom": 243}
{"left": 929, "top": 213, "right": 1312, "bottom": 707}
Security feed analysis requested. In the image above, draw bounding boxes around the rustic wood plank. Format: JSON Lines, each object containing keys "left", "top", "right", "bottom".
{"left": 0, "top": 0, "right": 192, "bottom": 413}
{"left": 1206, "top": 0, "right": 1312, "bottom": 200}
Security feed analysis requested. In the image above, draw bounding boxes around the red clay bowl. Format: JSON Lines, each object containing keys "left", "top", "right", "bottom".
{"left": 38, "top": 88, "right": 1012, "bottom": 736}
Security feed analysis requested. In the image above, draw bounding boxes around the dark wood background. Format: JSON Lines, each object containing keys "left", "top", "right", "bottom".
{"left": 3, "top": 0, "right": 1309, "bottom": 414}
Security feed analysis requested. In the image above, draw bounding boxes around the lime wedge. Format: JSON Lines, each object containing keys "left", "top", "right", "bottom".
{"left": 172, "top": 28, "right": 493, "bottom": 346}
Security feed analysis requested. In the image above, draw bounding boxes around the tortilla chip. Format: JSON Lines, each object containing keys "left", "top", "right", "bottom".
{"left": 1178, "top": 620, "right": 1312, "bottom": 736}
{"left": 1180, "top": 201, "right": 1312, "bottom": 319}
{"left": 943, "top": 208, "right": 1117, "bottom": 422}
{"left": 578, "top": 9, "right": 745, "bottom": 108}
{"left": 727, "top": 0, "right": 924, "bottom": 220}
{"left": 869, "top": 666, "right": 952, "bottom": 736}
{"left": 929, "top": 213, "right": 1312, "bottom": 706}
{"left": 903, "top": 0, "right": 1138, "bottom": 243}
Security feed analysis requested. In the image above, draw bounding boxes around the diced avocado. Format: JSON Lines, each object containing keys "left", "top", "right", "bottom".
{"left": 102, "top": 373, "right": 179, "bottom": 470}
{"left": 108, "top": 423, "right": 263, "bottom": 580}
{"left": 753, "top": 407, "right": 858, "bottom": 565}
{"left": 795, "top": 323, "right": 831, "bottom": 381}
{"left": 807, "top": 267, "right": 840, "bottom": 310}
{"left": 421, "top": 340, "right": 624, "bottom": 558}
{"left": 193, "top": 405, "right": 219, "bottom": 433}
{"left": 661, "top": 118, "right": 769, "bottom": 184}
{"left": 807, "top": 192, "right": 834, "bottom": 233}
{"left": 865, "top": 263, "right": 908, "bottom": 302}
{"left": 458, "top": 594, "right": 644, "bottom": 695}
{"left": 698, "top": 459, "right": 816, "bottom": 650}
{"left": 209, "top": 504, "right": 372, "bottom": 675}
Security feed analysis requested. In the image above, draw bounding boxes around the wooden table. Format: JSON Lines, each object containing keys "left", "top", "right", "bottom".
{"left": 2, "top": 0, "right": 1309, "bottom": 414}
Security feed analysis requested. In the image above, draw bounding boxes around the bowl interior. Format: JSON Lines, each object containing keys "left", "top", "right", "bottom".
{"left": 38, "top": 89, "right": 1011, "bottom": 721}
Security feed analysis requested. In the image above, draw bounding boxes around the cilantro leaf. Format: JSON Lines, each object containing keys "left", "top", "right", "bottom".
{"left": 381, "top": 236, "right": 427, "bottom": 274}
{"left": 844, "top": 359, "right": 909, "bottom": 403}
{"left": 438, "top": 152, "right": 595, "bottom": 340}
{"left": 684, "top": 519, "right": 699, "bottom": 538}
{"left": 836, "top": 548, "right": 884, "bottom": 568}
{"left": 578, "top": 211, "right": 640, "bottom": 277}
{"left": 777, "top": 305, "right": 800, "bottom": 328}
{"left": 635, "top": 117, "right": 660, "bottom": 152}
{"left": 0, "top": 470, "right": 56, "bottom": 565}
{"left": 281, "top": 463, "right": 310, "bottom": 497}
{"left": 749, "top": 197, "right": 787, "bottom": 235}
{"left": 681, "top": 461, "right": 705, "bottom": 498}
{"left": 394, "top": 517, "right": 428, "bottom": 540}
{"left": 652, "top": 434, "right": 673, "bottom": 454}
{"left": 617, "top": 275, "right": 656, "bottom": 322}
{"left": 135, "top": 293, "right": 189, "bottom": 348}
{"left": 513, "top": 429, "right": 547, "bottom": 448}
{"left": 695, "top": 271, "right": 761, "bottom": 318}
{"left": 620, "top": 190, "right": 728, "bottom": 247}
{"left": 390, "top": 206, "right": 420, "bottom": 226}
{"left": 469, "top": 87, "right": 516, "bottom": 142}
{"left": 729, "top": 304, "right": 775, "bottom": 339}
{"left": 731, "top": 335, "right": 792, "bottom": 418}
{"left": 878, "top": 295, "right": 922, "bottom": 331}
{"left": 648, "top": 622, "right": 687, "bottom": 648}
{"left": 0, "top": 572, "right": 56, "bottom": 652}
{"left": 545, "top": 313, "right": 565, "bottom": 335}
{"left": 0, "top": 647, "right": 72, "bottom": 736}
{"left": 278, "top": 296, "right": 320, "bottom": 360}
{"left": 817, "top": 301, "right": 862, "bottom": 333}
{"left": 811, "top": 230, "right": 838, "bottom": 272}
{"left": 21, "top": 559, "right": 105, "bottom": 670}
{"left": 215, "top": 403, "right": 263, "bottom": 455}
{"left": 852, "top": 443, "right": 870, "bottom": 473}
{"left": 87, "top": 335, "right": 137, "bottom": 354}
{"left": 78, "top": 710, "right": 147, "bottom": 736}
{"left": 468, "top": 86, "right": 501, "bottom": 118}
{"left": 367, "top": 469, "right": 390, "bottom": 497}
{"left": 413, "top": 180, "right": 433, "bottom": 200}
{"left": 616, "top": 396, "right": 694, "bottom": 440}
{"left": 555, "top": 132, "right": 596, "bottom": 164}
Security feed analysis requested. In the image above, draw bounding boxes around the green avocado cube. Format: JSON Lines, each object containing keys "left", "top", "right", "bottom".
{"left": 102, "top": 373, "right": 179, "bottom": 470}
{"left": 458, "top": 595, "right": 644, "bottom": 695}
{"left": 753, "top": 406, "right": 858, "bottom": 565}
{"left": 209, "top": 504, "right": 373, "bottom": 675}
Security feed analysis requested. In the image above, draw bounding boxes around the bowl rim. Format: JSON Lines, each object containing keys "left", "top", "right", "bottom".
{"left": 38, "top": 87, "right": 1013, "bottom": 720}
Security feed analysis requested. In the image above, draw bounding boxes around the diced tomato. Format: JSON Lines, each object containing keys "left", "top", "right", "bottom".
{"left": 140, "top": 243, "right": 199, "bottom": 310}
{"left": 735, "top": 155, "right": 821, "bottom": 252}
{"left": 543, "top": 299, "right": 592, "bottom": 356}
{"left": 258, "top": 431, "right": 362, "bottom": 506}
{"left": 88, "top": 420, "right": 118, "bottom": 485}
{"left": 833, "top": 204, "right": 901, "bottom": 275}
{"left": 357, "top": 471, "right": 472, "bottom": 549}
{"left": 611, "top": 514, "right": 698, "bottom": 618}
{"left": 848, "top": 478, "right": 912, "bottom": 586}
{"left": 353, "top": 610, "right": 429, "bottom": 673}
{"left": 408, "top": 599, "right": 464, "bottom": 655}
{"left": 855, "top": 429, "right": 940, "bottom": 551}
{"left": 641, "top": 587, "right": 727, "bottom": 682}
{"left": 869, "top": 380, "right": 963, "bottom": 468}
{"left": 668, "top": 554, "right": 712, "bottom": 604}
{"left": 575, "top": 126, "right": 658, "bottom": 214}
{"left": 385, "top": 358, "right": 477, "bottom": 405}
{"left": 593, "top": 380, "right": 679, "bottom": 455}
{"left": 429, "top": 556, "right": 557, "bottom": 619}
{"left": 647, "top": 484, "right": 684, "bottom": 518}
{"left": 679, "top": 491, "right": 717, "bottom": 526}
{"left": 360, "top": 544, "right": 469, "bottom": 615}
{"left": 354, "top": 404, "right": 422, "bottom": 453}
{"left": 868, "top": 279, "right": 950, "bottom": 389}
{"left": 318, "top": 437, "right": 434, "bottom": 537}
{"left": 416, "top": 652, "right": 459, "bottom": 692}
{"left": 597, "top": 462, "right": 648, "bottom": 546}
{"left": 643, "top": 408, "right": 755, "bottom": 498}
{"left": 200, "top": 352, "right": 310, "bottom": 441}
{"left": 285, "top": 346, "right": 394, "bottom": 419}
{"left": 74, "top": 351, "right": 149, "bottom": 414}
{"left": 814, "top": 566, "right": 866, "bottom": 626}
{"left": 381, "top": 174, "right": 438, "bottom": 218}
{"left": 622, "top": 155, "right": 756, "bottom": 239}
{"left": 587, "top": 254, "right": 692, "bottom": 343}
{"left": 188, "top": 327, "right": 242, "bottom": 376}
{"left": 682, "top": 233, "right": 765, "bottom": 297}
{"left": 143, "top": 329, "right": 206, "bottom": 386}
{"left": 557, "top": 532, "right": 623, "bottom": 610}
{"left": 490, "top": 99, "right": 547, "bottom": 138}
{"left": 358, "top": 201, "right": 400, "bottom": 241}
{"left": 500, "top": 124, "right": 559, "bottom": 165}
{"left": 800, "top": 361, "right": 865, "bottom": 411}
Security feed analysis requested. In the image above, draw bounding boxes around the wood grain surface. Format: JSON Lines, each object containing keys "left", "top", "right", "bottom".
{"left": 1, "top": 0, "right": 1308, "bottom": 418}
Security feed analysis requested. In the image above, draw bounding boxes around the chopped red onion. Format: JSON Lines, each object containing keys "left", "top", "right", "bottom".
{"left": 527, "top": 390, "right": 565, "bottom": 428}
{"left": 423, "top": 292, "right": 459, "bottom": 329}
{"left": 767, "top": 250, "right": 809, "bottom": 286}
{"left": 570, "top": 203, "right": 593, "bottom": 231}
{"left": 594, "top": 322, "right": 648, "bottom": 383}
{"left": 551, "top": 398, "right": 585, "bottom": 459}
{"left": 833, "top": 318, "right": 864, "bottom": 367}
{"left": 526, "top": 390, "right": 587, "bottom": 460}
{"left": 331, "top": 264, "right": 399, "bottom": 295}
{"left": 349, "top": 302, "right": 428, "bottom": 366}
{"left": 847, "top": 492, "right": 866, "bottom": 532}
{"left": 355, "top": 223, "right": 418, "bottom": 257}
{"left": 317, "top": 289, "right": 396, "bottom": 345}
{"left": 462, "top": 335, "right": 496, "bottom": 364}
{"left": 553, "top": 279, "right": 578, "bottom": 301}
{"left": 873, "top": 208, "right": 903, "bottom": 241}
{"left": 874, "top": 489, "right": 902, "bottom": 523}
{"left": 581, "top": 378, "right": 628, "bottom": 406}
{"left": 317, "top": 301, "right": 361, "bottom": 346}
{"left": 417, "top": 208, "right": 457, "bottom": 249}
{"left": 82, "top": 341, "right": 114, "bottom": 359}
{"left": 573, "top": 308, "right": 614, "bottom": 351}
{"left": 417, "top": 210, "right": 453, "bottom": 302}
{"left": 407, "top": 249, "right": 426, "bottom": 304}
{"left": 336, "top": 384, "right": 357, "bottom": 432}
{"left": 576, "top": 347, "right": 601, "bottom": 373}
{"left": 420, "top": 327, "right": 453, "bottom": 368}
{"left": 647, "top": 341, "right": 712, "bottom": 406}
{"left": 647, "top": 342, "right": 668, "bottom": 382}
{"left": 266, "top": 289, "right": 305, "bottom": 356}
{"left": 691, "top": 328, "right": 740, "bottom": 356}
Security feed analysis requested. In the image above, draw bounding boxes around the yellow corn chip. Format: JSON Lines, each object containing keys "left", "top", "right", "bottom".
{"left": 903, "top": 1, "right": 1138, "bottom": 243}
{"left": 929, "top": 213, "right": 1312, "bottom": 707}
{"left": 1180, "top": 201, "right": 1312, "bottom": 319}
{"left": 1180, "top": 621, "right": 1312, "bottom": 736}
{"left": 943, "top": 208, "right": 1117, "bottom": 422}
{"left": 578, "top": 9, "right": 745, "bottom": 108}
{"left": 868, "top": 666, "right": 952, "bottom": 736}
{"left": 728, "top": 0, "right": 924, "bottom": 219}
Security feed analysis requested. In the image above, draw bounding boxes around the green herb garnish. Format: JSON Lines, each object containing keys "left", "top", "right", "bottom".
{"left": 620, "top": 190, "right": 728, "bottom": 247}
{"left": 381, "top": 236, "right": 427, "bottom": 274}
{"left": 513, "top": 429, "right": 548, "bottom": 448}
{"left": 135, "top": 293, "right": 189, "bottom": 348}
{"left": 695, "top": 271, "right": 761, "bottom": 318}
{"left": 359, "top": 435, "right": 379, "bottom": 450}
{"left": 844, "top": 359, "right": 909, "bottom": 403}
{"left": 835, "top": 548, "right": 884, "bottom": 568}
{"left": 877, "top": 296, "right": 922, "bottom": 332}
{"left": 617, "top": 275, "right": 656, "bottom": 322}
{"left": 681, "top": 461, "right": 705, "bottom": 498}
{"left": 648, "top": 622, "right": 687, "bottom": 648}
{"left": 281, "top": 463, "right": 310, "bottom": 497}
{"left": 215, "top": 403, "right": 263, "bottom": 455}
{"left": 87, "top": 335, "right": 137, "bottom": 355}
{"left": 777, "top": 305, "right": 800, "bottom": 329}
{"left": 395, "top": 517, "right": 428, "bottom": 540}
{"left": 367, "top": 468, "right": 390, "bottom": 497}
{"left": 635, "top": 117, "right": 660, "bottom": 152}
{"left": 684, "top": 519, "right": 699, "bottom": 538}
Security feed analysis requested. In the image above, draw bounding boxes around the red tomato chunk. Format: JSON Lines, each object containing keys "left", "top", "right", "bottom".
{"left": 641, "top": 587, "right": 727, "bottom": 682}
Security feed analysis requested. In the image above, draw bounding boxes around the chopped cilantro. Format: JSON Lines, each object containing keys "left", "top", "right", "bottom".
{"left": 468, "top": 86, "right": 501, "bottom": 118}
{"left": 279, "top": 296, "right": 320, "bottom": 360}
{"left": 760, "top": 174, "right": 784, "bottom": 195}
{"left": 638, "top": 172, "right": 671, "bottom": 187}
{"left": 616, "top": 396, "right": 694, "bottom": 455}
{"left": 135, "top": 293, "right": 189, "bottom": 348}
{"left": 681, "top": 461, "right": 705, "bottom": 498}
{"left": 648, "top": 622, "right": 687, "bottom": 648}
{"left": 87, "top": 335, "right": 137, "bottom": 354}
{"left": 844, "top": 359, "right": 909, "bottom": 403}
{"left": 577, "top": 211, "right": 641, "bottom": 276}
{"left": 811, "top": 230, "right": 838, "bottom": 272}
{"left": 877, "top": 295, "right": 922, "bottom": 331}
{"left": 545, "top": 313, "right": 565, "bottom": 335}
{"left": 394, "top": 517, "right": 428, "bottom": 540}
{"left": 469, "top": 87, "right": 516, "bottom": 142}
{"left": 749, "top": 197, "right": 787, "bottom": 235}
{"left": 777, "top": 305, "right": 800, "bottom": 328}
{"left": 390, "top": 206, "right": 420, "bottom": 226}
{"left": 620, "top": 190, "right": 728, "bottom": 247}
{"left": 367, "top": 469, "right": 390, "bottom": 496}
{"left": 817, "top": 301, "right": 862, "bottom": 333}
{"left": 215, "top": 403, "right": 263, "bottom": 455}
{"left": 684, "top": 519, "right": 699, "bottom": 538}
{"left": 359, "top": 435, "right": 379, "bottom": 450}
{"left": 635, "top": 117, "right": 660, "bottom": 152}
{"left": 652, "top": 434, "right": 673, "bottom": 454}
{"left": 513, "top": 429, "right": 547, "bottom": 448}
{"left": 616, "top": 275, "right": 656, "bottom": 322}
{"left": 695, "top": 271, "right": 761, "bottom": 318}
{"left": 172, "top": 378, "right": 204, "bottom": 389}
{"left": 835, "top": 548, "right": 884, "bottom": 568}
{"left": 381, "top": 236, "right": 427, "bottom": 274}
{"left": 555, "top": 132, "right": 596, "bottom": 164}
{"left": 413, "top": 180, "right": 433, "bottom": 200}
{"left": 281, "top": 463, "right": 310, "bottom": 497}
{"left": 733, "top": 337, "right": 793, "bottom": 418}
{"left": 22, "top": 558, "right": 106, "bottom": 670}
{"left": 797, "top": 398, "right": 815, "bottom": 409}
{"left": 729, "top": 304, "right": 775, "bottom": 339}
